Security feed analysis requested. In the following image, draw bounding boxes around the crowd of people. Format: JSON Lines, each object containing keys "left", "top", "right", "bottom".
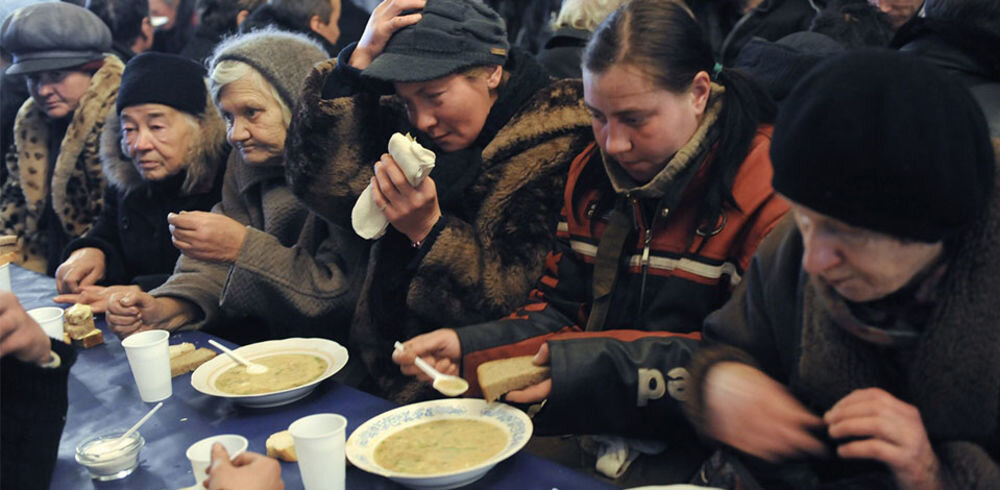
{"left": 1, "top": 0, "right": 998, "bottom": 489}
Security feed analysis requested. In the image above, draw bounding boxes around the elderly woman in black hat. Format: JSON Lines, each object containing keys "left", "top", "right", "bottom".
{"left": 0, "top": 2, "right": 124, "bottom": 275}
{"left": 684, "top": 51, "right": 999, "bottom": 489}
{"left": 285, "top": 0, "right": 593, "bottom": 403}
{"left": 106, "top": 29, "right": 368, "bottom": 355}
{"left": 51, "top": 52, "right": 228, "bottom": 312}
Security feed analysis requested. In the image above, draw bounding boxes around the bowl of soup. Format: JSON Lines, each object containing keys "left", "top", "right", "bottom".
{"left": 190, "top": 338, "right": 348, "bottom": 407}
{"left": 346, "top": 399, "right": 532, "bottom": 489}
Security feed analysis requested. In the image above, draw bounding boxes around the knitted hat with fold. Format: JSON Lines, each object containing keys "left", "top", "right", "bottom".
{"left": 207, "top": 28, "right": 327, "bottom": 109}
{"left": 771, "top": 50, "right": 994, "bottom": 242}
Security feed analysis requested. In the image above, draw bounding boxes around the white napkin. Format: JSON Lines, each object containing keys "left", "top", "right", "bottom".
{"left": 589, "top": 435, "right": 667, "bottom": 479}
{"left": 351, "top": 133, "right": 436, "bottom": 239}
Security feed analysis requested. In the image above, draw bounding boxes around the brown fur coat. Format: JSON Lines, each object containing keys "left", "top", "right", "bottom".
{"left": 1, "top": 55, "right": 124, "bottom": 273}
{"left": 286, "top": 59, "right": 593, "bottom": 401}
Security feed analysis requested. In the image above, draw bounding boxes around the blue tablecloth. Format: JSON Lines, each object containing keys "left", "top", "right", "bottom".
{"left": 8, "top": 265, "right": 618, "bottom": 490}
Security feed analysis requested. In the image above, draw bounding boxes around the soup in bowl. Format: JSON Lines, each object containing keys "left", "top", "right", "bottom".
{"left": 346, "top": 399, "right": 533, "bottom": 489}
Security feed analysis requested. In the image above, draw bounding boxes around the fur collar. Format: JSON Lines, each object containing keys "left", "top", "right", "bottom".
{"left": 100, "top": 92, "right": 227, "bottom": 194}
{"left": 602, "top": 83, "right": 725, "bottom": 199}
{"left": 13, "top": 55, "right": 123, "bottom": 221}
{"left": 796, "top": 140, "right": 1000, "bottom": 440}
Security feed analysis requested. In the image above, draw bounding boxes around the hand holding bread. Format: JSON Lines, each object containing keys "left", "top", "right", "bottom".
{"left": 479, "top": 344, "right": 552, "bottom": 404}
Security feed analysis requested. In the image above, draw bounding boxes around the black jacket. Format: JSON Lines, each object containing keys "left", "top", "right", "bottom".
{"left": 691, "top": 0, "right": 823, "bottom": 65}
{"left": 62, "top": 96, "right": 229, "bottom": 291}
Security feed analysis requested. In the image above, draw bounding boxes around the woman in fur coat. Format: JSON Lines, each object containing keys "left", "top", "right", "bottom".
{"left": 53, "top": 53, "right": 228, "bottom": 310}
{"left": 284, "top": 0, "right": 593, "bottom": 402}
{"left": 0, "top": 3, "right": 123, "bottom": 275}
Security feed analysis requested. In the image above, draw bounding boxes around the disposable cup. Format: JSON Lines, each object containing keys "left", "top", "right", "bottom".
{"left": 289, "top": 413, "right": 347, "bottom": 490}
{"left": 27, "top": 306, "right": 65, "bottom": 340}
{"left": 0, "top": 262, "right": 10, "bottom": 292}
{"left": 121, "top": 330, "right": 172, "bottom": 402}
{"left": 186, "top": 434, "right": 248, "bottom": 486}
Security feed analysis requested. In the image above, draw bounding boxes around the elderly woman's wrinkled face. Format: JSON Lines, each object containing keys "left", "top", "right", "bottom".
{"left": 792, "top": 204, "right": 944, "bottom": 303}
{"left": 393, "top": 65, "right": 502, "bottom": 153}
{"left": 26, "top": 69, "right": 93, "bottom": 120}
{"left": 121, "top": 103, "right": 195, "bottom": 181}
{"left": 216, "top": 76, "right": 287, "bottom": 166}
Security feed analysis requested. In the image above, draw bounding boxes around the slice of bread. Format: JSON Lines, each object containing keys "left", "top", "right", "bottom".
{"left": 477, "top": 356, "right": 551, "bottom": 403}
{"left": 266, "top": 430, "right": 297, "bottom": 462}
{"left": 169, "top": 342, "right": 195, "bottom": 359}
{"left": 64, "top": 303, "right": 96, "bottom": 339}
{"left": 74, "top": 328, "right": 104, "bottom": 348}
{"left": 170, "top": 347, "right": 217, "bottom": 377}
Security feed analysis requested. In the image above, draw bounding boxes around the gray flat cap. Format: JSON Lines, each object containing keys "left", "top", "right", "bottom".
{"left": 2, "top": 2, "right": 111, "bottom": 75}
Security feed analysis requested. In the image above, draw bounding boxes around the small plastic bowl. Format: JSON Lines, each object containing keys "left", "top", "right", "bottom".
{"left": 75, "top": 429, "right": 145, "bottom": 481}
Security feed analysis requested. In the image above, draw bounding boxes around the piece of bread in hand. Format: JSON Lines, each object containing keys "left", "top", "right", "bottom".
{"left": 168, "top": 342, "right": 195, "bottom": 359}
{"left": 477, "top": 356, "right": 552, "bottom": 403}
{"left": 169, "top": 347, "right": 217, "bottom": 377}
{"left": 266, "top": 430, "right": 297, "bottom": 462}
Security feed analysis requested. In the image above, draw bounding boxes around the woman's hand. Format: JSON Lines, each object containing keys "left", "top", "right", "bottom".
{"left": 826, "top": 388, "right": 943, "bottom": 490}
{"left": 106, "top": 291, "right": 198, "bottom": 339}
{"left": 703, "top": 362, "right": 828, "bottom": 461}
{"left": 168, "top": 211, "right": 248, "bottom": 264}
{"left": 392, "top": 328, "right": 461, "bottom": 382}
{"left": 204, "top": 443, "right": 283, "bottom": 490}
{"left": 504, "top": 343, "right": 552, "bottom": 404}
{"left": 350, "top": 0, "right": 426, "bottom": 70}
{"left": 55, "top": 247, "right": 106, "bottom": 293}
{"left": 54, "top": 284, "right": 142, "bottom": 314}
{"left": 371, "top": 154, "right": 442, "bottom": 244}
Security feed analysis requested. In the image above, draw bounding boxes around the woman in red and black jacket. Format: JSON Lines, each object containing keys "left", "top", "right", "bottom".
{"left": 395, "top": 0, "right": 788, "bottom": 440}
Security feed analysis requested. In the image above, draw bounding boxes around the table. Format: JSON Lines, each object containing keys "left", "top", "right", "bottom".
{"left": 9, "top": 265, "right": 619, "bottom": 490}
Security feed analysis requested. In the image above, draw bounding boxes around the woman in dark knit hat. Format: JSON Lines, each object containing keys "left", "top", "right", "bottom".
{"left": 285, "top": 0, "right": 593, "bottom": 403}
{"left": 106, "top": 29, "right": 368, "bottom": 358}
{"left": 51, "top": 52, "right": 228, "bottom": 310}
{"left": 684, "top": 50, "right": 998, "bottom": 489}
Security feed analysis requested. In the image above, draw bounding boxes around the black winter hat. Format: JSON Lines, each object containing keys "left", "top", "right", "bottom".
{"left": 771, "top": 50, "right": 994, "bottom": 242}
{"left": 117, "top": 52, "right": 207, "bottom": 116}
{"left": 362, "top": 0, "right": 509, "bottom": 83}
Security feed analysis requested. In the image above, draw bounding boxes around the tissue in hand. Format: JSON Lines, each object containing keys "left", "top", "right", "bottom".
{"left": 351, "top": 133, "right": 436, "bottom": 239}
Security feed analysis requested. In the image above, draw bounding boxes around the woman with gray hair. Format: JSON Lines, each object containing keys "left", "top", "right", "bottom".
{"left": 106, "top": 29, "right": 368, "bottom": 353}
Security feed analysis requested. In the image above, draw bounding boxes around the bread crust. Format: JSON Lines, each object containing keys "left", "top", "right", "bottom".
{"left": 477, "top": 356, "right": 552, "bottom": 403}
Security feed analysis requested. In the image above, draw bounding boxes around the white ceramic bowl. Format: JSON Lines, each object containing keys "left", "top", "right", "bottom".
{"left": 190, "top": 338, "right": 348, "bottom": 407}
{"left": 346, "top": 399, "right": 533, "bottom": 490}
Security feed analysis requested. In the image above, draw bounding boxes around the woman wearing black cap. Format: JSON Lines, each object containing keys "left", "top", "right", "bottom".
{"left": 286, "top": 0, "right": 593, "bottom": 403}
{"left": 0, "top": 2, "right": 124, "bottom": 276}
{"left": 51, "top": 52, "right": 228, "bottom": 311}
{"left": 685, "top": 51, "right": 999, "bottom": 489}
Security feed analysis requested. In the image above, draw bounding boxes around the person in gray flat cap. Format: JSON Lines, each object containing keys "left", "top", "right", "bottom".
{"left": 285, "top": 0, "right": 594, "bottom": 404}
{"left": 0, "top": 2, "right": 124, "bottom": 276}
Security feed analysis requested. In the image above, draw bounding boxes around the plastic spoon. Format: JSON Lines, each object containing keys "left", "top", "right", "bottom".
{"left": 208, "top": 339, "right": 268, "bottom": 374}
{"left": 87, "top": 402, "right": 163, "bottom": 459}
{"left": 394, "top": 341, "right": 468, "bottom": 397}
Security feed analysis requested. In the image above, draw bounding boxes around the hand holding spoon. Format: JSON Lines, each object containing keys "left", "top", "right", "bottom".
{"left": 394, "top": 341, "right": 468, "bottom": 397}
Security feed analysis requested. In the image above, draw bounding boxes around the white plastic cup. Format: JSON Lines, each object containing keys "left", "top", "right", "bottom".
{"left": 289, "top": 413, "right": 347, "bottom": 490}
{"left": 27, "top": 306, "right": 65, "bottom": 340}
{"left": 185, "top": 434, "right": 248, "bottom": 486}
{"left": 0, "top": 262, "right": 10, "bottom": 292}
{"left": 121, "top": 330, "right": 172, "bottom": 402}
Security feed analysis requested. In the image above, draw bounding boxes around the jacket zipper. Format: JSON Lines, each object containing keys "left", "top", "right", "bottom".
{"left": 636, "top": 199, "right": 661, "bottom": 313}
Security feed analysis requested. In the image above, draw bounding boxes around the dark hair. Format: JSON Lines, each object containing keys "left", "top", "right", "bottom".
{"left": 583, "top": 0, "right": 776, "bottom": 230}
{"left": 85, "top": 0, "right": 149, "bottom": 47}
{"left": 268, "top": 0, "right": 334, "bottom": 31}
{"left": 810, "top": 0, "right": 893, "bottom": 48}
{"left": 195, "top": 0, "right": 240, "bottom": 35}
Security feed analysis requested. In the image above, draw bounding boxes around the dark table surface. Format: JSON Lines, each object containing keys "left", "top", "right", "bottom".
{"left": 9, "top": 265, "right": 619, "bottom": 490}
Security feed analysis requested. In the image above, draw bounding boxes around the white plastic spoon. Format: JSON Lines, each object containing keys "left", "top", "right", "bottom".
{"left": 208, "top": 339, "right": 268, "bottom": 374}
{"left": 87, "top": 401, "right": 163, "bottom": 460}
{"left": 394, "top": 341, "right": 469, "bottom": 397}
